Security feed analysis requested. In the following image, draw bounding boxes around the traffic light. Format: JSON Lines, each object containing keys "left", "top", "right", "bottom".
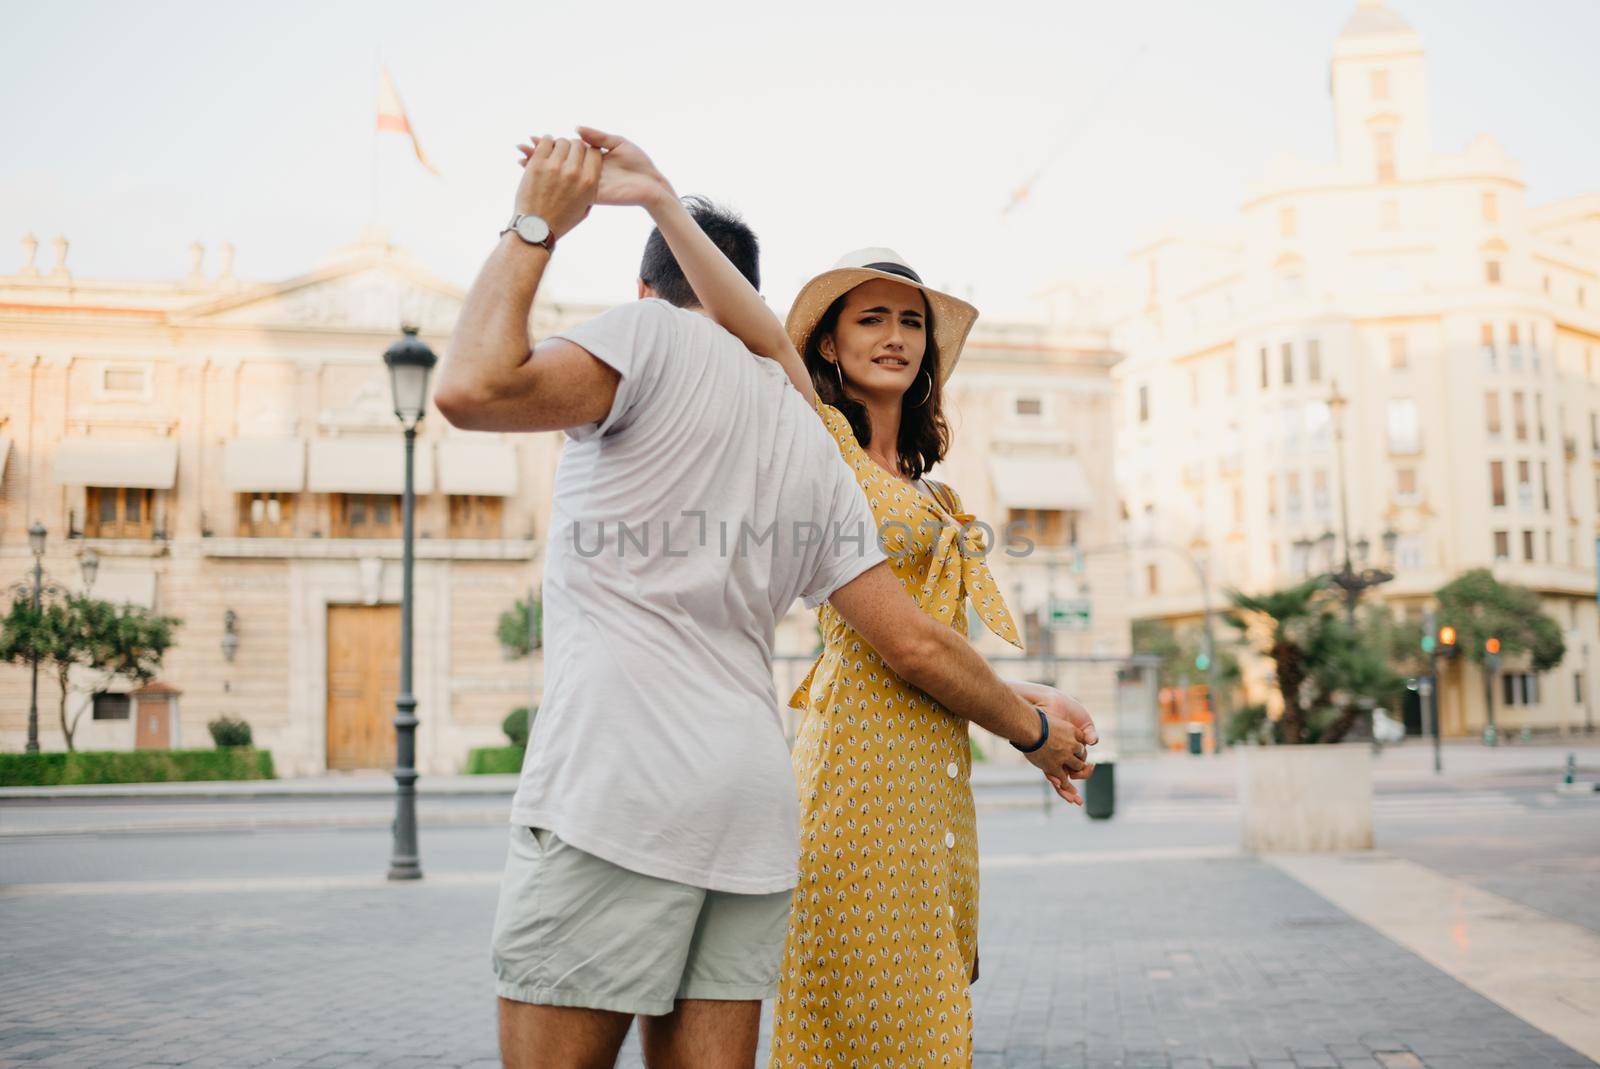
{"left": 1437, "top": 625, "right": 1458, "bottom": 654}
{"left": 1195, "top": 652, "right": 1211, "bottom": 672}
{"left": 1485, "top": 637, "right": 1501, "bottom": 655}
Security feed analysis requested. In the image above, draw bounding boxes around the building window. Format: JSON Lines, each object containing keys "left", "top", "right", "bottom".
{"left": 1370, "top": 68, "right": 1390, "bottom": 100}
{"left": 1007, "top": 508, "right": 1075, "bottom": 548}
{"left": 1492, "top": 530, "right": 1509, "bottom": 560}
{"left": 1535, "top": 394, "right": 1545, "bottom": 442}
{"left": 1576, "top": 672, "right": 1585, "bottom": 705}
{"left": 92, "top": 692, "right": 131, "bottom": 720}
{"left": 1545, "top": 530, "right": 1553, "bottom": 562}
{"left": 1014, "top": 396, "right": 1043, "bottom": 417}
{"left": 1266, "top": 475, "right": 1277, "bottom": 517}
{"left": 1259, "top": 347, "right": 1270, "bottom": 389}
{"left": 448, "top": 495, "right": 504, "bottom": 540}
{"left": 239, "top": 493, "right": 294, "bottom": 538}
{"left": 1281, "top": 343, "right": 1294, "bottom": 386}
{"left": 1146, "top": 563, "right": 1158, "bottom": 595}
{"left": 1388, "top": 333, "right": 1407, "bottom": 370}
{"left": 1138, "top": 384, "right": 1150, "bottom": 424}
{"left": 1232, "top": 486, "right": 1244, "bottom": 527}
{"left": 1279, "top": 206, "right": 1297, "bottom": 238}
{"left": 1286, "top": 472, "right": 1303, "bottom": 517}
{"left": 1395, "top": 534, "right": 1425, "bottom": 570}
{"left": 1312, "top": 470, "right": 1330, "bottom": 517}
{"left": 1381, "top": 199, "right": 1400, "bottom": 230}
{"left": 1481, "top": 323, "right": 1497, "bottom": 370}
{"left": 1395, "top": 466, "right": 1417, "bottom": 500}
{"left": 1516, "top": 461, "right": 1533, "bottom": 510}
{"left": 1374, "top": 130, "right": 1397, "bottom": 183}
{"left": 1485, "top": 260, "right": 1502, "bottom": 285}
{"left": 1386, "top": 398, "right": 1419, "bottom": 454}
{"left": 1489, "top": 461, "right": 1506, "bottom": 508}
{"left": 85, "top": 487, "right": 155, "bottom": 540}
{"left": 1485, "top": 392, "right": 1502, "bottom": 437}
{"left": 1512, "top": 392, "right": 1527, "bottom": 441}
{"left": 101, "top": 366, "right": 149, "bottom": 396}
{"left": 1307, "top": 339, "right": 1322, "bottom": 382}
{"left": 1502, "top": 673, "right": 1540, "bottom": 706}
{"left": 1481, "top": 191, "right": 1498, "bottom": 223}
{"left": 1508, "top": 323, "right": 1522, "bottom": 367}
{"left": 1522, "top": 529, "right": 1536, "bottom": 561}
{"left": 332, "top": 494, "right": 402, "bottom": 539}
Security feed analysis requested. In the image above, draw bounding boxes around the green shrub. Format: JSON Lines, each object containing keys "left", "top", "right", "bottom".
{"left": 208, "top": 716, "right": 254, "bottom": 748}
{"left": 502, "top": 706, "right": 536, "bottom": 748}
{"left": 0, "top": 749, "right": 275, "bottom": 787}
{"left": 1225, "top": 704, "right": 1274, "bottom": 745}
{"left": 465, "top": 745, "right": 525, "bottom": 775}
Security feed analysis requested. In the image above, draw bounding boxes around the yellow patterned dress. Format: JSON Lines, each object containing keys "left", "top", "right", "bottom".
{"left": 769, "top": 401, "right": 1022, "bottom": 1069}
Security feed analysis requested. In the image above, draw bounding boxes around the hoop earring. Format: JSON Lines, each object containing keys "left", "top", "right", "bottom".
{"left": 910, "top": 370, "right": 932, "bottom": 407}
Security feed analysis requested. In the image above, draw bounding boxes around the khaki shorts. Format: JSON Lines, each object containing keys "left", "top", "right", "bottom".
{"left": 491, "top": 826, "right": 793, "bottom": 1016}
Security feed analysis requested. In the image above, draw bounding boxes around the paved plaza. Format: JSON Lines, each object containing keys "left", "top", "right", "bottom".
{"left": 1, "top": 744, "right": 1597, "bottom": 1068}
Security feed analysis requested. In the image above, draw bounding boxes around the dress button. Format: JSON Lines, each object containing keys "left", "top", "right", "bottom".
{"left": 946, "top": 762, "right": 958, "bottom": 779}
{"left": 944, "top": 831, "right": 956, "bottom": 849}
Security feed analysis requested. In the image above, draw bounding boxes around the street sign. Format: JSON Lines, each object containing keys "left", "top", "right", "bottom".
{"left": 1048, "top": 597, "right": 1092, "bottom": 632}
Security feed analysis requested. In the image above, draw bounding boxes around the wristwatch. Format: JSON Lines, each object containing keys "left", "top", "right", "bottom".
{"left": 501, "top": 213, "right": 554, "bottom": 251}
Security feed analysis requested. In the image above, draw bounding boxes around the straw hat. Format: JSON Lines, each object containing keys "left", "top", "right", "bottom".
{"left": 784, "top": 248, "right": 978, "bottom": 384}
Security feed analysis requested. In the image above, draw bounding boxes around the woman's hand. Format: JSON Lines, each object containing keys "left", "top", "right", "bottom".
{"left": 517, "top": 128, "right": 673, "bottom": 210}
{"left": 1008, "top": 681, "right": 1098, "bottom": 802}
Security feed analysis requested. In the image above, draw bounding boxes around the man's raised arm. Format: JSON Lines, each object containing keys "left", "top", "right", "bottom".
{"left": 434, "top": 137, "right": 617, "bottom": 434}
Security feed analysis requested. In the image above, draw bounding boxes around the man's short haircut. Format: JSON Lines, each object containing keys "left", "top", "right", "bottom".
{"left": 639, "top": 196, "right": 760, "bottom": 309}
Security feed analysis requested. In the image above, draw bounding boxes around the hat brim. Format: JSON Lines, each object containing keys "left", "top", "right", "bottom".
{"left": 784, "top": 268, "right": 978, "bottom": 385}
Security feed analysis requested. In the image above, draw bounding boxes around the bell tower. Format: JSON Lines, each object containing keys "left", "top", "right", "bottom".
{"left": 1330, "top": 0, "right": 1430, "bottom": 184}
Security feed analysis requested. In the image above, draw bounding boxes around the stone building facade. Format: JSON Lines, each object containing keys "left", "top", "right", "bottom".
{"left": 2, "top": 230, "right": 1143, "bottom": 772}
{"left": 1080, "top": 0, "right": 1600, "bottom": 736}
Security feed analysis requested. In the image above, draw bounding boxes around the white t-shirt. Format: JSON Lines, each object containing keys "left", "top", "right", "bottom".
{"left": 508, "top": 299, "right": 886, "bottom": 894}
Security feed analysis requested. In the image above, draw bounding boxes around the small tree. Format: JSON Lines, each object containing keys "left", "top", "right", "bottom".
{"left": 1435, "top": 568, "right": 1565, "bottom": 671}
{"left": 1225, "top": 577, "right": 1326, "bottom": 745}
{"left": 0, "top": 594, "right": 180, "bottom": 752}
{"left": 497, "top": 597, "right": 541, "bottom": 658}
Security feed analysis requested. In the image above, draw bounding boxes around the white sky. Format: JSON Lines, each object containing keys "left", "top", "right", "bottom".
{"left": 5, "top": 0, "right": 1597, "bottom": 321}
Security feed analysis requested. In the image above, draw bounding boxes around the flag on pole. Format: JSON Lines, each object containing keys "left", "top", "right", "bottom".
{"left": 376, "top": 66, "right": 440, "bottom": 176}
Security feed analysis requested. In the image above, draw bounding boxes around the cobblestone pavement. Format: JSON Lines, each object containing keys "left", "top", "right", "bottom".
{"left": 2, "top": 766, "right": 1596, "bottom": 1069}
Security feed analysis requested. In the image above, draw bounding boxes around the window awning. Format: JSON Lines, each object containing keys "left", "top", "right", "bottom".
{"left": 0, "top": 436, "right": 11, "bottom": 489}
{"left": 222, "top": 438, "right": 306, "bottom": 493}
{"left": 437, "top": 438, "right": 518, "bottom": 496}
{"left": 988, "top": 456, "right": 1093, "bottom": 511}
{"left": 307, "top": 437, "right": 434, "bottom": 495}
{"left": 54, "top": 438, "right": 178, "bottom": 489}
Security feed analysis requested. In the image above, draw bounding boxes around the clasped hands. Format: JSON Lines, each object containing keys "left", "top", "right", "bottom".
{"left": 509, "top": 126, "right": 674, "bottom": 245}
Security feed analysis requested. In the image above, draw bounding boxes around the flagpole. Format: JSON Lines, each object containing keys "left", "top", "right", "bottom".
{"left": 371, "top": 52, "right": 381, "bottom": 229}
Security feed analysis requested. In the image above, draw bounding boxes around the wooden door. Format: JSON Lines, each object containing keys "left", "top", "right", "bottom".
{"left": 134, "top": 695, "right": 171, "bottom": 750}
{"left": 326, "top": 604, "right": 402, "bottom": 770}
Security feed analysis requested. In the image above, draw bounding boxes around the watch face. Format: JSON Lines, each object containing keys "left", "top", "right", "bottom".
{"left": 515, "top": 215, "right": 551, "bottom": 244}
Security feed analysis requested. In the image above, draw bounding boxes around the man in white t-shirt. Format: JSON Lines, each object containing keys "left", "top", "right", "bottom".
{"left": 436, "top": 136, "right": 1095, "bottom": 1069}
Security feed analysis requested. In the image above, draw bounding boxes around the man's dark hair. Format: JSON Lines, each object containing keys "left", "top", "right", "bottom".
{"left": 639, "top": 196, "right": 760, "bottom": 309}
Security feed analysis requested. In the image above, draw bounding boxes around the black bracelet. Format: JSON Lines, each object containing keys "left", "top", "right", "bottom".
{"left": 1010, "top": 706, "right": 1049, "bottom": 754}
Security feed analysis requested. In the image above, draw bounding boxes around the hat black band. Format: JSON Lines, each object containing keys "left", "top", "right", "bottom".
{"left": 863, "top": 262, "right": 923, "bottom": 284}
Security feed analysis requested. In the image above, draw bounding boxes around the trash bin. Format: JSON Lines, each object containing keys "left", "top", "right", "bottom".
{"left": 1085, "top": 759, "right": 1115, "bottom": 821}
{"left": 1187, "top": 723, "right": 1205, "bottom": 755}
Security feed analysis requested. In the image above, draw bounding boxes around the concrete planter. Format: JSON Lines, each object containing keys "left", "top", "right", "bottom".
{"left": 1238, "top": 743, "right": 1372, "bottom": 853}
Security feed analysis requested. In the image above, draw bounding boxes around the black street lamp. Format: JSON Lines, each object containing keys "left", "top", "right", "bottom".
{"left": 10, "top": 528, "right": 98, "bottom": 753}
{"left": 383, "top": 326, "right": 436, "bottom": 882}
{"left": 1325, "top": 381, "right": 1397, "bottom": 626}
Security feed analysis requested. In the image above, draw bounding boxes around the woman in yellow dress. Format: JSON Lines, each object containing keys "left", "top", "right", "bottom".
{"left": 769, "top": 249, "right": 1084, "bottom": 1067}
{"left": 567, "top": 128, "right": 1098, "bottom": 1068}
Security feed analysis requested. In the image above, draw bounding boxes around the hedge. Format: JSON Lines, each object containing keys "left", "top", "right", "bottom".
{"left": 465, "top": 746, "right": 525, "bottom": 775}
{"left": 0, "top": 749, "right": 276, "bottom": 787}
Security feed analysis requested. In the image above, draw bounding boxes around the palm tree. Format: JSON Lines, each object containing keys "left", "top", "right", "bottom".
{"left": 1225, "top": 577, "right": 1326, "bottom": 745}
